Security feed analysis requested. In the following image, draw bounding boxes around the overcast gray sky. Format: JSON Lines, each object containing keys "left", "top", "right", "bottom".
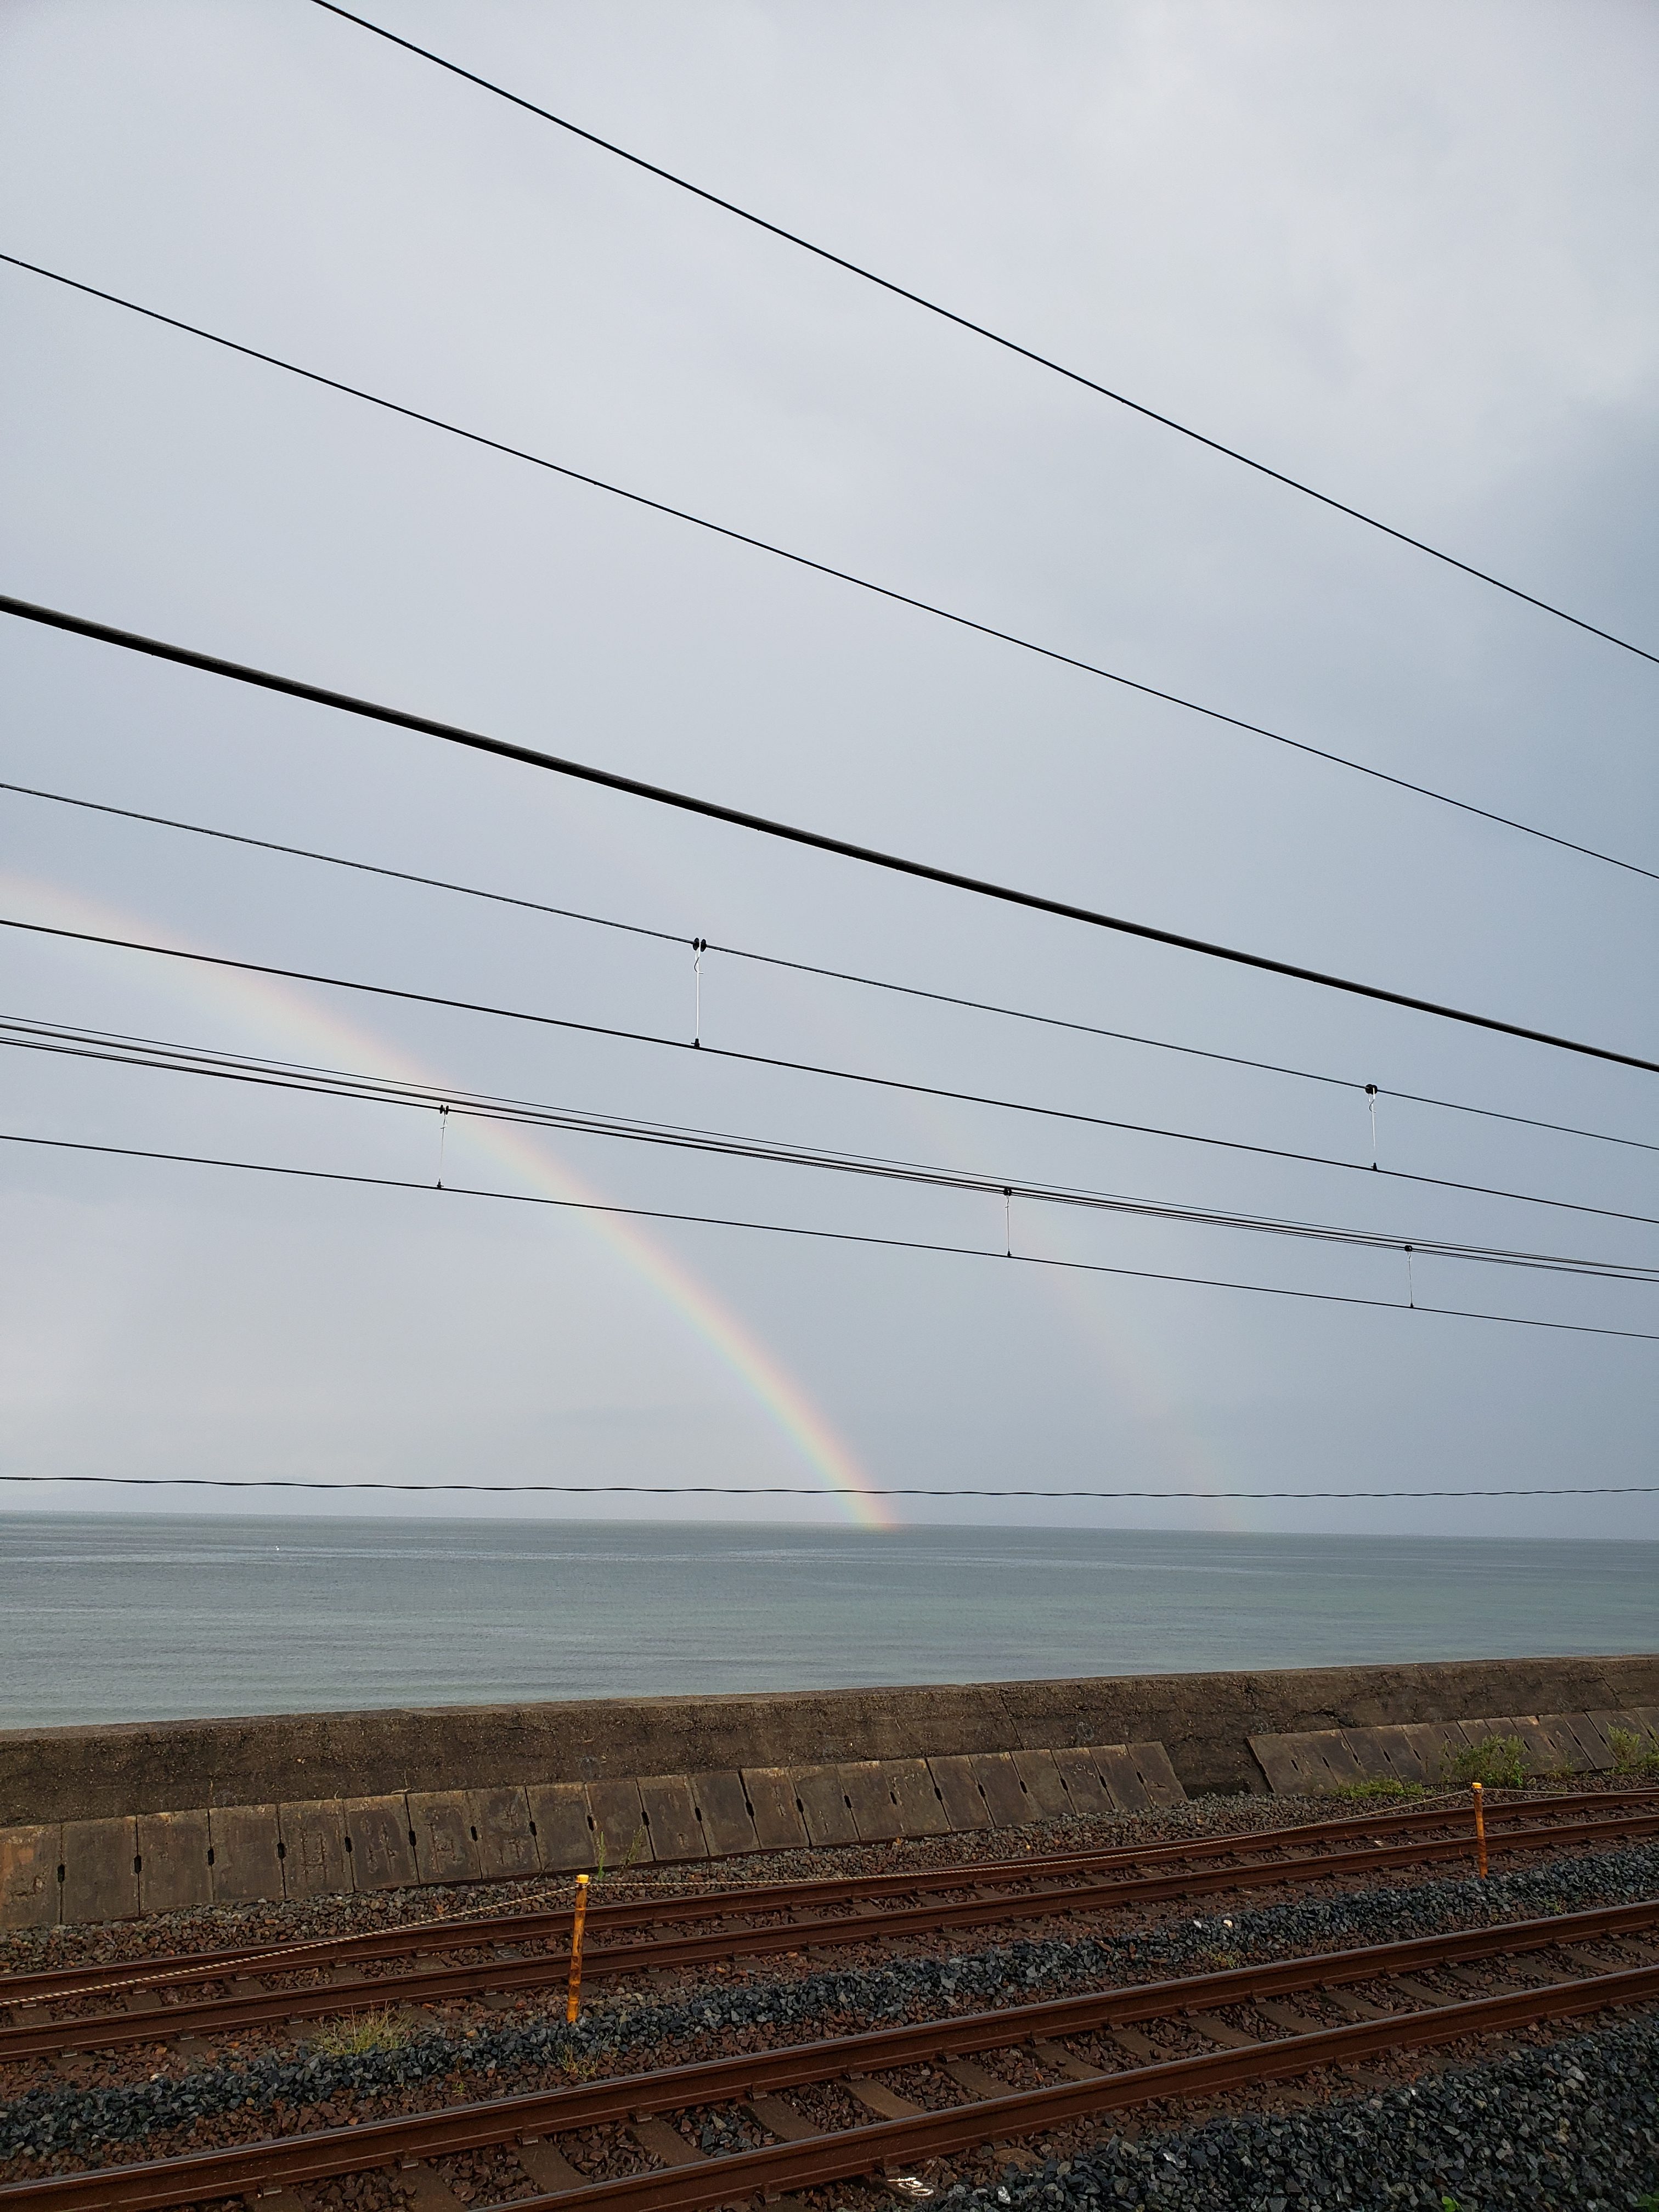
{"left": 2, "top": 0, "right": 1656, "bottom": 1542}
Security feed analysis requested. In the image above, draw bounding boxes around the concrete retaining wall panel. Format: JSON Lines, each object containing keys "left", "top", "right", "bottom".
{"left": 0, "top": 1822, "right": 60, "bottom": 1928}
{"left": 1088, "top": 1745, "right": 1152, "bottom": 1814}
{"left": 1049, "top": 1747, "right": 1113, "bottom": 1819}
{"left": 61, "top": 1816, "right": 138, "bottom": 1923}
{"left": 1011, "top": 1750, "right": 1073, "bottom": 1820}
{"left": 586, "top": 1779, "right": 651, "bottom": 1866}
{"left": 208, "top": 1804, "right": 284, "bottom": 1904}
{"left": 467, "top": 1787, "right": 539, "bottom": 1881}
{"left": 886, "top": 1758, "right": 952, "bottom": 1838}
{"left": 345, "top": 1796, "right": 417, "bottom": 1889}
{"left": 687, "top": 1771, "right": 758, "bottom": 1858}
{"left": 637, "top": 1775, "right": 706, "bottom": 1863}
{"left": 792, "top": 1765, "right": 858, "bottom": 1847}
{"left": 969, "top": 1752, "right": 1031, "bottom": 1827}
{"left": 280, "top": 1800, "right": 350, "bottom": 1899}
{"left": 928, "top": 1753, "right": 992, "bottom": 1831}
{"left": 408, "top": 1792, "right": 483, "bottom": 1886}
{"left": 1124, "top": 1742, "right": 1187, "bottom": 1809}
{"left": 741, "top": 1768, "right": 808, "bottom": 1852}
{"left": 525, "top": 1784, "right": 592, "bottom": 1872}
{"left": 137, "top": 1808, "right": 210, "bottom": 1913}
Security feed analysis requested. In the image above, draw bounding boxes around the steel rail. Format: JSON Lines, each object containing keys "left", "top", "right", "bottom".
{"left": 4, "top": 1897, "right": 1656, "bottom": 2212}
{"left": 503, "top": 1958, "right": 1659, "bottom": 2212}
{"left": 6, "top": 1808, "right": 1657, "bottom": 2063}
{"left": 6, "top": 1786, "right": 1650, "bottom": 2011}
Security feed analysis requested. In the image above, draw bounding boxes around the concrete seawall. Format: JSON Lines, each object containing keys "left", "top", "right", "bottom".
{"left": 6, "top": 1653, "right": 1658, "bottom": 1825}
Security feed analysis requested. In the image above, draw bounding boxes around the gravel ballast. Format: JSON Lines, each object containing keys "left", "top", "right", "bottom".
{"left": 4, "top": 1839, "right": 1657, "bottom": 2170}
{"left": 957, "top": 2014, "right": 1659, "bottom": 2211}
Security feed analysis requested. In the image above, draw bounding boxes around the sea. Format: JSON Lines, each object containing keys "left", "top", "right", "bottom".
{"left": 0, "top": 1514, "right": 1653, "bottom": 1731}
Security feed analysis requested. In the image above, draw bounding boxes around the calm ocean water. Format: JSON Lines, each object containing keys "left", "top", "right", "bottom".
{"left": 0, "top": 1514, "right": 1653, "bottom": 1730}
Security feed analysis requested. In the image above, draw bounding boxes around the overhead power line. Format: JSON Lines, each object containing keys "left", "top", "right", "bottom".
{"left": 13, "top": 1012, "right": 1651, "bottom": 1286}
{"left": 5, "top": 1472, "right": 1655, "bottom": 1501}
{"left": 2, "top": 253, "right": 1655, "bottom": 891}
{"left": 5, "top": 592, "right": 1658, "bottom": 1076}
{"left": 9, "top": 913, "right": 1659, "bottom": 1233}
{"left": 8, "top": 1128, "right": 1656, "bottom": 1342}
{"left": 7, "top": 774, "right": 1656, "bottom": 1160}
{"left": 311, "top": 0, "right": 1659, "bottom": 674}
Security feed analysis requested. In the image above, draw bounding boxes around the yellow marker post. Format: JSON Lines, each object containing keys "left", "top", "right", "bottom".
{"left": 566, "top": 1872, "right": 590, "bottom": 2023}
{"left": 1472, "top": 1781, "right": 1488, "bottom": 1879}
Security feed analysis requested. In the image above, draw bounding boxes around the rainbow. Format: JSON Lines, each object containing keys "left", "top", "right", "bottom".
{"left": 6, "top": 870, "right": 897, "bottom": 1530}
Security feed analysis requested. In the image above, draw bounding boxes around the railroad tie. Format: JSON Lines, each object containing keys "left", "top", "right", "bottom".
{"left": 629, "top": 2116, "right": 709, "bottom": 2166}
{"left": 1318, "top": 1985, "right": 1398, "bottom": 2022}
{"left": 397, "top": 2160, "right": 466, "bottom": 2211}
{"left": 1384, "top": 1974, "right": 1458, "bottom": 2008}
{"left": 515, "top": 2136, "right": 589, "bottom": 2191}
{"left": 1443, "top": 1962, "right": 1536, "bottom": 1998}
{"left": 747, "top": 2094, "right": 820, "bottom": 2142}
{"left": 1554, "top": 1943, "right": 1623, "bottom": 1974}
{"left": 940, "top": 2057, "right": 1012, "bottom": 2098}
{"left": 845, "top": 2074, "right": 924, "bottom": 2120}
{"left": 1181, "top": 2011, "right": 1259, "bottom": 2050}
{"left": 1104, "top": 2023, "right": 1159, "bottom": 2062}
{"left": 1029, "top": 2037, "right": 1104, "bottom": 2081}
{"left": 1250, "top": 1998, "right": 1323, "bottom": 2034}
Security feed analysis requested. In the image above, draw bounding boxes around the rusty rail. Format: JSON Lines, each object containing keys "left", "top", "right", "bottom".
{"left": 3, "top": 1896, "right": 1654, "bottom": 2212}
{"left": 5, "top": 1783, "right": 1650, "bottom": 2013}
{"left": 3, "top": 1804, "right": 1656, "bottom": 2064}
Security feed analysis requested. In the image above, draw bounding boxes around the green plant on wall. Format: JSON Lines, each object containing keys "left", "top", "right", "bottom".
{"left": 1440, "top": 1735, "right": 1529, "bottom": 1789}
{"left": 592, "top": 1822, "right": 648, "bottom": 1883}
{"left": 1607, "top": 1725, "right": 1659, "bottom": 1776}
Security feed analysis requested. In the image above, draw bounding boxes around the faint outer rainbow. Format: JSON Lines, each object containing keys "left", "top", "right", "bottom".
{"left": 6, "top": 871, "right": 896, "bottom": 1531}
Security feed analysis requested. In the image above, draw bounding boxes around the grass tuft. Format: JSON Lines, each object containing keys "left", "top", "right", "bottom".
{"left": 310, "top": 2007, "right": 418, "bottom": 2057}
{"left": 1328, "top": 1778, "right": 1426, "bottom": 1803}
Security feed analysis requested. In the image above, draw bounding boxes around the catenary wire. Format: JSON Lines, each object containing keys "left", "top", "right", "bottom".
{"left": 2, "top": 255, "right": 1655, "bottom": 893}
{"left": 8, "top": 775, "right": 1658, "bottom": 1160}
{"left": 308, "top": 1, "right": 1659, "bottom": 676}
{"left": 7, "top": 1127, "right": 1656, "bottom": 1342}
{"left": 4, "top": 1472, "right": 1655, "bottom": 1499}
{"left": 11, "top": 1012, "right": 1651, "bottom": 1285}
{"left": 11, "top": 911, "right": 1659, "bottom": 1232}
{"left": 5, "top": 593, "right": 1659, "bottom": 1075}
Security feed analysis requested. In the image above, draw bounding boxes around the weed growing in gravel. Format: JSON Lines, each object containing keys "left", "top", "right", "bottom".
{"left": 1329, "top": 1778, "right": 1425, "bottom": 1803}
{"left": 1440, "top": 1735, "right": 1530, "bottom": 1789}
{"left": 311, "top": 2008, "right": 417, "bottom": 2057}
{"left": 1608, "top": 1725, "right": 1659, "bottom": 1776}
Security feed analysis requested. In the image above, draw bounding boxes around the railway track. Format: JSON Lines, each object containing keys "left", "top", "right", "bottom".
{"left": 2, "top": 1789, "right": 1654, "bottom": 2067}
{"left": 4, "top": 1895, "right": 1656, "bottom": 2212}
{"left": 9, "top": 1783, "right": 1649, "bottom": 2011}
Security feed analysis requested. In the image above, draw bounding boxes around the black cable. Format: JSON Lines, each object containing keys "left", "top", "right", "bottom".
{"left": 12, "top": 1013, "right": 1650, "bottom": 1285}
{"left": 4, "top": 1471, "right": 1655, "bottom": 1500}
{"left": 11, "top": 912, "right": 1658, "bottom": 1231}
{"left": 5, "top": 593, "right": 1658, "bottom": 1075}
{"left": 8, "top": 773, "right": 1656, "bottom": 1159}
{"left": 2, "top": 255, "right": 1655, "bottom": 891}
{"left": 8, "top": 1127, "right": 1656, "bottom": 1342}
{"left": 311, "top": 1, "right": 1659, "bottom": 675}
